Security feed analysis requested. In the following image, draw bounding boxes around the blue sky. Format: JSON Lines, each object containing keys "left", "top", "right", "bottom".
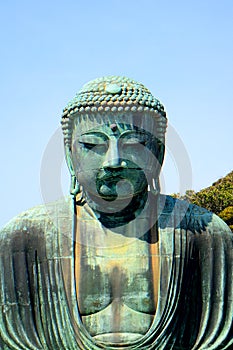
{"left": 0, "top": 0, "right": 232, "bottom": 227}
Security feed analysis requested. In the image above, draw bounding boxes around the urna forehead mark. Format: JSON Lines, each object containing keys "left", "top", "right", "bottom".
{"left": 110, "top": 123, "right": 118, "bottom": 132}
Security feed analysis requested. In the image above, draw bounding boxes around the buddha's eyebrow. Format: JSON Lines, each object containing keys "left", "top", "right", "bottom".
{"left": 80, "top": 131, "right": 108, "bottom": 138}
{"left": 119, "top": 130, "right": 150, "bottom": 138}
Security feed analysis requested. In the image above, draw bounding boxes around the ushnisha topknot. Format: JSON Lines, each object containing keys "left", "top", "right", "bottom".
{"left": 61, "top": 76, "right": 167, "bottom": 147}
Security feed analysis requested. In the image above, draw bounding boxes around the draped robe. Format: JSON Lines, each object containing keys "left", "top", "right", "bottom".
{"left": 0, "top": 194, "right": 232, "bottom": 350}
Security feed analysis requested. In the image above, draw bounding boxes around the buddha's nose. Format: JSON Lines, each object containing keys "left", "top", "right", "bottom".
{"left": 103, "top": 139, "right": 121, "bottom": 169}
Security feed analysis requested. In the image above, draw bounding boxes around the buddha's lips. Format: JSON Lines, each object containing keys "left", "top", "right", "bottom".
{"left": 97, "top": 168, "right": 142, "bottom": 181}
{"left": 97, "top": 174, "right": 125, "bottom": 182}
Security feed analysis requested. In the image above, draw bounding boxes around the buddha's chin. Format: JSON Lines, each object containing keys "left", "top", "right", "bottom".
{"left": 85, "top": 192, "right": 135, "bottom": 213}
{"left": 85, "top": 183, "right": 147, "bottom": 202}
{"left": 93, "top": 332, "right": 143, "bottom": 344}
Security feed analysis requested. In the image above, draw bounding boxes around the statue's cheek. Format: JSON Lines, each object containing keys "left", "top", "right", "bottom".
{"left": 73, "top": 152, "right": 104, "bottom": 174}
{"left": 77, "top": 170, "right": 98, "bottom": 186}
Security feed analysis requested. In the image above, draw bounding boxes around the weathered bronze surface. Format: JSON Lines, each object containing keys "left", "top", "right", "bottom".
{"left": 0, "top": 76, "right": 232, "bottom": 349}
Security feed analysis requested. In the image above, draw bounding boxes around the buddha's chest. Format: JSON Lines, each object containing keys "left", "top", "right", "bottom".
{"left": 76, "top": 236, "right": 159, "bottom": 316}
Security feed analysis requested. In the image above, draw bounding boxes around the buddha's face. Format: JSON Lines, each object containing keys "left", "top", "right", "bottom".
{"left": 71, "top": 115, "right": 162, "bottom": 207}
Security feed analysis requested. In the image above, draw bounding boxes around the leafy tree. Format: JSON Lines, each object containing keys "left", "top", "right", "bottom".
{"left": 219, "top": 206, "right": 233, "bottom": 231}
{"left": 171, "top": 171, "right": 233, "bottom": 232}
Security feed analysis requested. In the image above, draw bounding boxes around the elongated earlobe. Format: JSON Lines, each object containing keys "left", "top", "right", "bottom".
{"left": 70, "top": 174, "right": 80, "bottom": 196}
{"left": 65, "top": 145, "right": 81, "bottom": 197}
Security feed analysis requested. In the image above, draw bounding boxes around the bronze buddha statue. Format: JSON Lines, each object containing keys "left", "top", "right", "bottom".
{"left": 0, "top": 76, "right": 232, "bottom": 349}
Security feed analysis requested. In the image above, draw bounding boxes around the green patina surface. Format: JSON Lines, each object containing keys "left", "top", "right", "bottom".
{"left": 0, "top": 76, "right": 232, "bottom": 350}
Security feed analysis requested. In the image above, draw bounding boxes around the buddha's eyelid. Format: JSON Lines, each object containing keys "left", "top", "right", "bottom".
{"left": 79, "top": 132, "right": 108, "bottom": 144}
{"left": 119, "top": 130, "right": 149, "bottom": 142}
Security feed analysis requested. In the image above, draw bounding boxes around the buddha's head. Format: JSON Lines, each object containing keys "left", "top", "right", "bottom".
{"left": 61, "top": 76, "right": 167, "bottom": 217}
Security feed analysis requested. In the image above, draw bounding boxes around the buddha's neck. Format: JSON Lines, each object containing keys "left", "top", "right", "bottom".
{"left": 82, "top": 189, "right": 149, "bottom": 229}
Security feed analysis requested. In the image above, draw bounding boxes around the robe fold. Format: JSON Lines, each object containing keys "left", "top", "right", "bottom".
{"left": 0, "top": 195, "right": 232, "bottom": 350}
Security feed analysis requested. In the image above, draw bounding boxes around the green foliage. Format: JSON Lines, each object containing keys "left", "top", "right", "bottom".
{"left": 219, "top": 206, "right": 233, "bottom": 231}
{"left": 172, "top": 171, "right": 233, "bottom": 232}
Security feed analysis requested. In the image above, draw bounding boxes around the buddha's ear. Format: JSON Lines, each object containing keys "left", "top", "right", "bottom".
{"left": 65, "top": 145, "right": 75, "bottom": 176}
{"left": 158, "top": 142, "right": 165, "bottom": 166}
{"left": 65, "top": 145, "right": 80, "bottom": 196}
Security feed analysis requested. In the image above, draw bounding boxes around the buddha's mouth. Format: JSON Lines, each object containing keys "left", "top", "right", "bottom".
{"left": 95, "top": 169, "right": 148, "bottom": 202}
{"left": 97, "top": 167, "right": 142, "bottom": 180}
{"left": 97, "top": 180, "right": 134, "bottom": 201}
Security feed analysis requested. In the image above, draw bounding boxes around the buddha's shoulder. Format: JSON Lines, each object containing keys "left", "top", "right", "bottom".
{"left": 0, "top": 196, "right": 73, "bottom": 240}
{"left": 159, "top": 194, "right": 232, "bottom": 235}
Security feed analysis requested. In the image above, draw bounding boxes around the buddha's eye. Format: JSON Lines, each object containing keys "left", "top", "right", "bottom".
{"left": 122, "top": 138, "right": 146, "bottom": 146}
{"left": 79, "top": 142, "right": 96, "bottom": 150}
{"left": 78, "top": 133, "right": 108, "bottom": 153}
{"left": 79, "top": 142, "right": 108, "bottom": 153}
{"left": 120, "top": 133, "right": 149, "bottom": 149}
